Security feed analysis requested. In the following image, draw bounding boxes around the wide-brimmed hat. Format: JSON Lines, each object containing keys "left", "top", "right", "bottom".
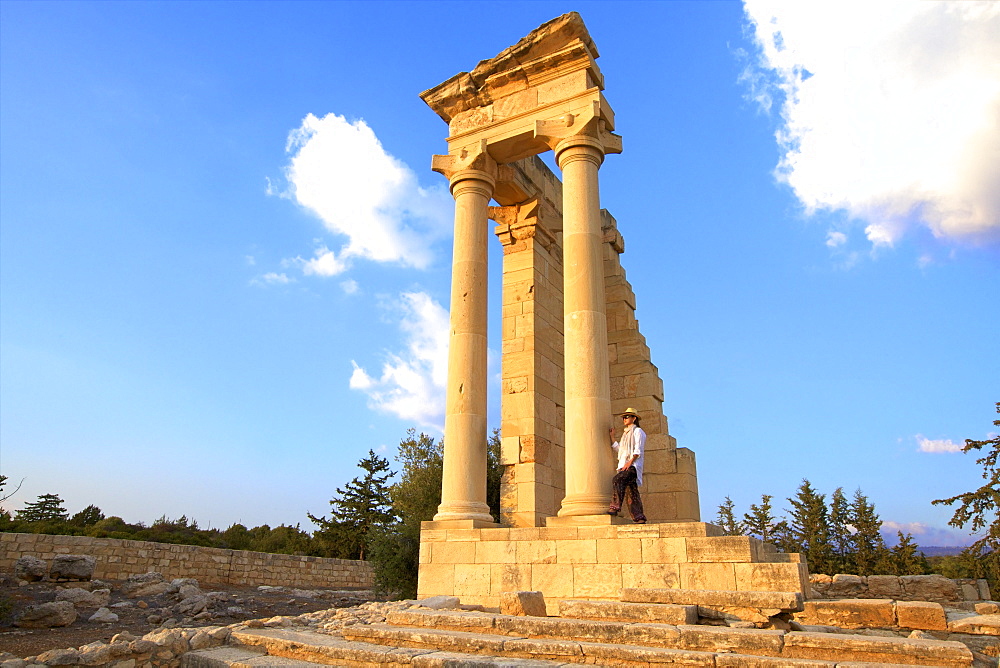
{"left": 618, "top": 407, "right": 640, "bottom": 418}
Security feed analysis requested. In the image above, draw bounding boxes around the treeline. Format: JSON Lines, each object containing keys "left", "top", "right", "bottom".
{"left": 715, "top": 481, "right": 990, "bottom": 589}
{"left": 0, "top": 429, "right": 500, "bottom": 598}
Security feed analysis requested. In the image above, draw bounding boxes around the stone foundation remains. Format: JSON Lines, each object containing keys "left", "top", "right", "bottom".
{"left": 0, "top": 533, "right": 373, "bottom": 590}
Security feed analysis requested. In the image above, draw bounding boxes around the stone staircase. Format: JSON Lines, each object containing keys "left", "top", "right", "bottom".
{"left": 182, "top": 588, "right": 977, "bottom": 668}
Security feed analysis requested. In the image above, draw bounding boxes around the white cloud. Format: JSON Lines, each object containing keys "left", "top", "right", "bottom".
{"left": 742, "top": 1, "right": 1000, "bottom": 250}
{"left": 250, "top": 272, "right": 294, "bottom": 287}
{"left": 825, "top": 231, "right": 847, "bottom": 249}
{"left": 340, "top": 279, "right": 359, "bottom": 295}
{"left": 349, "top": 292, "right": 450, "bottom": 429}
{"left": 278, "top": 113, "right": 452, "bottom": 275}
{"left": 916, "top": 434, "right": 963, "bottom": 453}
{"left": 881, "top": 520, "right": 973, "bottom": 547}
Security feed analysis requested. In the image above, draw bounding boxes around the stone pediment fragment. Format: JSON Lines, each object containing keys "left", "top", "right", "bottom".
{"left": 421, "top": 12, "right": 600, "bottom": 123}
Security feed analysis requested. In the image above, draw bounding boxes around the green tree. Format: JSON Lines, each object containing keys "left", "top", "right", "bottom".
{"left": 15, "top": 493, "right": 68, "bottom": 523}
{"left": 311, "top": 450, "right": 396, "bottom": 560}
{"left": 784, "top": 480, "right": 836, "bottom": 575}
{"left": 828, "top": 487, "right": 852, "bottom": 573}
{"left": 715, "top": 496, "right": 744, "bottom": 536}
{"left": 221, "top": 523, "right": 252, "bottom": 551}
{"left": 368, "top": 431, "right": 443, "bottom": 597}
{"left": 932, "top": 402, "right": 1000, "bottom": 591}
{"left": 487, "top": 428, "right": 502, "bottom": 522}
{"left": 743, "top": 494, "right": 782, "bottom": 544}
{"left": 70, "top": 504, "right": 105, "bottom": 527}
{"left": 891, "top": 531, "right": 927, "bottom": 575}
{"left": 850, "top": 488, "right": 892, "bottom": 575}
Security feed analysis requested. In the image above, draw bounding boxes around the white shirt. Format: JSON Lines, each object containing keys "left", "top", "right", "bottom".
{"left": 612, "top": 424, "right": 645, "bottom": 486}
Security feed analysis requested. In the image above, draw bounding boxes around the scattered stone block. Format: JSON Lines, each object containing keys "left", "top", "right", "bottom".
{"left": 975, "top": 601, "right": 999, "bottom": 615}
{"left": 797, "top": 599, "right": 895, "bottom": 629}
{"left": 827, "top": 574, "right": 866, "bottom": 597}
{"left": 49, "top": 554, "right": 96, "bottom": 581}
{"left": 54, "top": 587, "right": 110, "bottom": 608}
{"left": 413, "top": 595, "right": 460, "bottom": 610}
{"left": 948, "top": 613, "right": 1000, "bottom": 635}
{"left": 15, "top": 601, "right": 77, "bottom": 628}
{"left": 501, "top": 590, "right": 547, "bottom": 616}
{"left": 895, "top": 600, "right": 947, "bottom": 631}
{"left": 89, "top": 607, "right": 120, "bottom": 623}
{"left": 13, "top": 555, "right": 47, "bottom": 582}
{"left": 978, "top": 579, "right": 992, "bottom": 600}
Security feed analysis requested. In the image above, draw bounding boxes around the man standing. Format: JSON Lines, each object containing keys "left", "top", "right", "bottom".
{"left": 609, "top": 408, "right": 647, "bottom": 523}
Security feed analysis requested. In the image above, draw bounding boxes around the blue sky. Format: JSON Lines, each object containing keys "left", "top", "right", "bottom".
{"left": 2, "top": 1, "right": 997, "bottom": 547}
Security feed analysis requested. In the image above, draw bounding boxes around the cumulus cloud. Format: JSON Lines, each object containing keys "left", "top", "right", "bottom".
{"left": 277, "top": 113, "right": 452, "bottom": 276}
{"left": 916, "top": 434, "right": 964, "bottom": 453}
{"left": 349, "top": 292, "right": 450, "bottom": 429}
{"left": 742, "top": 1, "right": 1000, "bottom": 250}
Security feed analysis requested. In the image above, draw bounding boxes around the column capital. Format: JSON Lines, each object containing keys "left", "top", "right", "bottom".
{"left": 533, "top": 101, "right": 623, "bottom": 166}
{"left": 432, "top": 140, "right": 498, "bottom": 195}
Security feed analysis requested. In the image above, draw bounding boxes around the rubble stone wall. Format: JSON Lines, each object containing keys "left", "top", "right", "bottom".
{"left": 0, "top": 532, "right": 373, "bottom": 589}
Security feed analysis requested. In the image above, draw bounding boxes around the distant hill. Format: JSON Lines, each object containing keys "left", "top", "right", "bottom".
{"left": 920, "top": 545, "right": 969, "bottom": 557}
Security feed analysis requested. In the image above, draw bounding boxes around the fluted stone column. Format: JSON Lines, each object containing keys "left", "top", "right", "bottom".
{"left": 555, "top": 135, "right": 614, "bottom": 517}
{"left": 432, "top": 149, "right": 497, "bottom": 523}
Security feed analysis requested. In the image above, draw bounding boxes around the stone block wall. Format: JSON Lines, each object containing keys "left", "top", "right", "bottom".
{"left": 0, "top": 532, "right": 373, "bottom": 589}
{"left": 417, "top": 521, "right": 808, "bottom": 614}
{"left": 491, "top": 154, "right": 700, "bottom": 526}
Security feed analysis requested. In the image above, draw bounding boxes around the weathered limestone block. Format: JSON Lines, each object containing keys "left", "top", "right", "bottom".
{"left": 675, "top": 625, "right": 785, "bottom": 655}
{"left": 948, "top": 613, "right": 1000, "bottom": 635}
{"left": 866, "top": 574, "right": 903, "bottom": 599}
{"left": 55, "top": 587, "right": 110, "bottom": 608}
{"left": 896, "top": 600, "right": 948, "bottom": 631}
{"left": 15, "top": 600, "right": 77, "bottom": 628}
{"left": 796, "top": 599, "right": 895, "bottom": 629}
{"left": 827, "top": 574, "right": 866, "bottom": 597}
{"left": 975, "top": 601, "right": 999, "bottom": 615}
{"left": 501, "top": 590, "right": 547, "bottom": 616}
{"left": 901, "top": 574, "right": 961, "bottom": 603}
{"left": 49, "top": 554, "right": 96, "bottom": 581}
{"left": 14, "top": 555, "right": 47, "bottom": 581}
{"left": 89, "top": 607, "right": 120, "bottom": 623}
{"left": 782, "top": 631, "right": 974, "bottom": 666}
{"left": 414, "top": 595, "right": 461, "bottom": 610}
{"left": 559, "top": 599, "right": 697, "bottom": 625}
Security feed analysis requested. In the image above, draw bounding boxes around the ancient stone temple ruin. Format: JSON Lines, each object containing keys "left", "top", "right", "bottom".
{"left": 417, "top": 12, "right": 807, "bottom": 610}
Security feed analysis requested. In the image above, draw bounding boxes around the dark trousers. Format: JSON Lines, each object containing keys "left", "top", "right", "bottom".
{"left": 610, "top": 466, "right": 646, "bottom": 521}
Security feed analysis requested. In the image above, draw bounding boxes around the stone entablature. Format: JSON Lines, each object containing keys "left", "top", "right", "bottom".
{"left": 0, "top": 532, "right": 373, "bottom": 589}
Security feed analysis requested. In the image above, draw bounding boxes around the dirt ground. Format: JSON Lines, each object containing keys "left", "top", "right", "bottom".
{"left": 0, "top": 573, "right": 374, "bottom": 658}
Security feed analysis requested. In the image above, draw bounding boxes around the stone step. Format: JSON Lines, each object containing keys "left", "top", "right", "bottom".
{"left": 227, "top": 627, "right": 564, "bottom": 667}
{"left": 620, "top": 588, "right": 804, "bottom": 625}
{"left": 182, "top": 646, "right": 321, "bottom": 668}
{"left": 558, "top": 598, "right": 698, "bottom": 624}
{"left": 373, "top": 608, "right": 973, "bottom": 666}
{"left": 621, "top": 588, "right": 805, "bottom": 611}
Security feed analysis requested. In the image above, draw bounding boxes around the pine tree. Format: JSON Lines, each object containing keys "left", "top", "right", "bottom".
{"left": 716, "top": 496, "right": 744, "bottom": 536}
{"left": 310, "top": 450, "right": 396, "bottom": 560}
{"left": 785, "top": 480, "right": 836, "bottom": 575}
{"left": 15, "top": 493, "right": 68, "bottom": 523}
{"left": 932, "top": 402, "right": 1000, "bottom": 592}
{"left": 850, "top": 488, "right": 892, "bottom": 575}
{"left": 743, "top": 494, "right": 781, "bottom": 543}
{"left": 70, "top": 504, "right": 105, "bottom": 527}
{"left": 891, "top": 531, "right": 927, "bottom": 575}
{"left": 829, "top": 487, "right": 852, "bottom": 574}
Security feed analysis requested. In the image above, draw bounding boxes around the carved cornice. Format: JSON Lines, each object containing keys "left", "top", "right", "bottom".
{"left": 535, "top": 101, "right": 623, "bottom": 163}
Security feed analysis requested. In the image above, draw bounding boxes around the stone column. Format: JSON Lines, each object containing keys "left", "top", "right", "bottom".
{"left": 553, "top": 134, "right": 614, "bottom": 516}
{"left": 431, "top": 147, "right": 497, "bottom": 523}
